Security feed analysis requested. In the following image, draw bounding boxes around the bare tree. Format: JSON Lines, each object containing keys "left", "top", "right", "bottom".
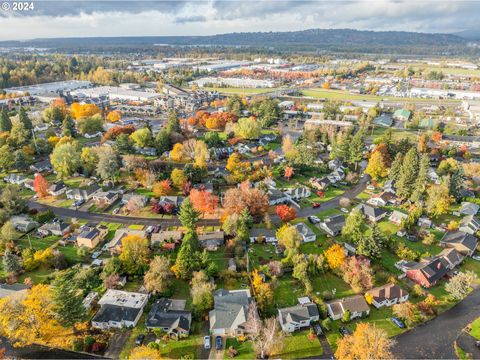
{"left": 244, "top": 303, "right": 284, "bottom": 359}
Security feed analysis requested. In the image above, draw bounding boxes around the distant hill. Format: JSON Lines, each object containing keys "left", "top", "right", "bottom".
{"left": 0, "top": 28, "right": 473, "bottom": 54}
{"left": 454, "top": 29, "right": 480, "bottom": 40}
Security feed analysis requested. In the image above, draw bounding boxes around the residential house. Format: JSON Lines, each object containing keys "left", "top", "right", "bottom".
{"left": 209, "top": 289, "right": 255, "bottom": 336}
{"left": 48, "top": 181, "right": 67, "bottom": 196}
{"left": 151, "top": 231, "right": 183, "bottom": 246}
{"left": 367, "top": 283, "right": 409, "bottom": 309}
{"left": 284, "top": 187, "right": 311, "bottom": 200}
{"left": 327, "top": 168, "right": 346, "bottom": 183}
{"left": 198, "top": 231, "right": 225, "bottom": 250}
{"left": 295, "top": 222, "right": 316, "bottom": 243}
{"left": 159, "top": 196, "right": 184, "bottom": 208}
{"left": 393, "top": 109, "right": 412, "bottom": 121}
{"left": 326, "top": 295, "right": 370, "bottom": 320}
{"left": 121, "top": 193, "right": 149, "bottom": 207}
{"left": 135, "top": 146, "right": 157, "bottom": 156}
{"left": 438, "top": 248, "right": 464, "bottom": 270}
{"left": 267, "top": 188, "right": 290, "bottom": 206}
{"left": 77, "top": 224, "right": 108, "bottom": 249}
{"left": 37, "top": 221, "right": 71, "bottom": 237}
{"left": 459, "top": 215, "right": 480, "bottom": 235}
{"left": 309, "top": 177, "right": 331, "bottom": 191}
{"left": 30, "top": 159, "right": 52, "bottom": 173}
{"left": 460, "top": 202, "right": 480, "bottom": 216}
{"left": 278, "top": 297, "right": 319, "bottom": 333}
{"left": 440, "top": 231, "right": 478, "bottom": 256}
{"left": 146, "top": 298, "right": 192, "bottom": 336}
{"left": 92, "top": 191, "right": 119, "bottom": 207}
{"left": 106, "top": 228, "right": 147, "bottom": 254}
{"left": 3, "top": 174, "right": 28, "bottom": 185}
{"left": 367, "top": 192, "right": 396, "bottom": 207}
{"left": 10, "top": 215, "right": 38, "bottom": 233}
{"left": 405, "top": 257, "right": 449, "bottom": 288}
{"left": 389, "top": 210, "right": 408, "bottom": 226}
{"left": 82, "top": 292, "right": 99, "bottom": 310}
{"left": 428, "top": 168, "right": 441, "bottom": 184}
{"left": 91, "top": 289, "right": 148, "bottom": 330}
{"left": 66, "top": 184, "right": 100, "bottom": 201}
{"left": 249, "top": 228, "right": 277, "bottom": 244}
{"left": 318, "top": 214, "right": 345, "bottom": 237}
{"left": 373, "top": 114, "right": 393, "bottom": 127}
{"left": 417, "top": 217, "right": 432, "bottom": 228}
{"left": 383, "top": 179, "right": 396, "bottom": 194}
{"left": 0, "top": 283, "right": 29, "bottom": 299}
{"left": 356, "top": 203, "right": 388, "bottom": 222}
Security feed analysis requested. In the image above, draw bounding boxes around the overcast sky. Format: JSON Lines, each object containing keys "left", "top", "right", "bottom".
{"left": 0, "top": 0, "right": 478, "bottom": 41}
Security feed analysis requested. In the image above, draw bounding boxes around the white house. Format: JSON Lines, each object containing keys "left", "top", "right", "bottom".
{"left": 367, "top": 283, "right": 409, "bottom": 309}
{"left": 295, "top": 222, "right": 316, "bottom": 243}
{"left": 278, "top": 297, "right": 319, "bottom": 333}
{"left": 91, "top": 290, "right": 148, "bottom": 330}
{"left": 326, "top": 295, "right": 370, "bottom": 320}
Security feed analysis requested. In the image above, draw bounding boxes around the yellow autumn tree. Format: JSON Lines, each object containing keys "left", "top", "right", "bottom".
{"left": 324, "top": 244, "right": 346, "bottom": 270}
{"left": 129, "top": 345, "right": 162, "bottom": 359}
{"left": 106, "top": 110, "right": 122, "bottom": 123}
{"left": 70, "top": 103, "right": 101, "bottom": 120}
{"left": 335, "top": 323, "right": 394, "bottom": 360}
{"left": 0, "top": 284, "right": 75, "bottom": 348}
{"left": 365, "top": 150, "right": 388, "bottom": 180}
{"left": 251, "top": 270, "right": 273, "bottom": 313}
{"left": 170, "top": 143, "right": 184, "bottom": 162}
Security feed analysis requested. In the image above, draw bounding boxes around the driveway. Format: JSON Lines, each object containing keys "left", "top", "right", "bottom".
{"left": 392, "top": 287, "right": 480, "bottom": 359}
{"left": 104, "top": 331, "right": 131, "bottom": 359}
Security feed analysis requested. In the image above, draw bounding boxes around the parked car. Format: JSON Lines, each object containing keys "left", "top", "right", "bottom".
{"left": 215, "top": 336, "right": 222, "bottom": 350}
{"left": 472, "top": 255, "right": 480, "bottom": 262}
{"left": 312, "top": 202, "right": 320, "bottom": 208}
{"left": 73, "top": 199, "right": 85, "bottom": 207}
{"left": 312, "top": 323, "right": 323, "bottom": 335}
{"left": 340, "top": 208, "right": 349, "bottom": 213}
{"left": 367, "top": 185, "right": 375, "bottom": 190}
{"left": 391, "top": 317, "right": 405, "bottom": 329}
{"left": 308, "top": 215, "right": 321, "bottom": 224}
{"left": 204, "top": 336, "right": 211, "bottom": 350}
{"left": 135, "top": 334, "right": 145, "bottom": 346}
{"left": 113, "top": 207, "right": 122, "bottom": 214}
{"left": 339, "top": 327, "right": 351, "bottom": 337}
{"left": 406, "top": 234, "right": 419, "bottom": 242}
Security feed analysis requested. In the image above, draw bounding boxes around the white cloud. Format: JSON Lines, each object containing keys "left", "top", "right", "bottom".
{"left": 0, "top": 0, "right": 478, "bottom": 41}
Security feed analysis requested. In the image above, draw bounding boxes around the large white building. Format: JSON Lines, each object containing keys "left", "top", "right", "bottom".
{"left": 71, "top": 86, "right": 161, "bottom": 102}
{"left": 191, "top": 77, "right": 278, "bottom": 88}
{"left": 4, "top": 80, "right": 92, "bottom": 95}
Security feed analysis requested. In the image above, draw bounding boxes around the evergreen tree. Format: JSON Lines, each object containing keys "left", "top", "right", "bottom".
{"left": 410, "top": 154, "right": 429, "bottom": 203}
{"left": 0, "top": 108, "right": 12, "bottom": 132}
{"left": 236, "top": 208, "right": 253, "bottom": 242}
{"left": 14, "top": 150, "right": 28, "bottom": 171}
{"left": 348, "top": 130, "right": 364, "bottom": 170}
{"left": 178, "top": 197, "right": 200, "bottom": 232}
{"left": 342, "top": 209, "right": 364, "bottom": 244}
{"left": 18, "top": 107, "right": 33, "bottom": 131}
{"left": 388, "top": 153, "right": 404, "bottom": 182}
{"left": 166, "top": 109, "right": 180, "bottom": 133}
{"left": 396, "top": 147, "right": 419, "bottom": 199}
{"left": 357, "top": 230, "right": 382, "bottom": 259}
{"left": 62, "top": 115, "right": 75, "bottom": 137}
{"left": 51, "top": 268, "right": 86, "bottom": 327}
{"left": 449, "top": 167, "right": 466, "bottom": 201}
{"left": 155, "top": 128, "right": 171, "bottom": 154}
{"left": 2, "top": 251, "right": 22, "bottom": 274}
{"left": 173, "top": 231, "right": 200, "bottom": 280}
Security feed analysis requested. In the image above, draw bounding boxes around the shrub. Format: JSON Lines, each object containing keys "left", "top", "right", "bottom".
{"left": 322, "top": 290, "right": 333, "bottom": 301}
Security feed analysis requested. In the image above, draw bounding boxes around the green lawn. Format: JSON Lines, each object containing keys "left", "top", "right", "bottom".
{"left": 275, "top": 330, "right": 323, "bottom": 359}
{"left": 18, "top": 267, "right": 55, "bottom": 284}
{"left": 311, "top": 272, "right": 355, "bottom": 299}
{"left": 223, "top": 338, "right": 255, "bottom": 359}
{"left": 158, "top": 335, "right": 203, "bottom": 359}
{"left": 18, "top": 235, "right": 60, "bottom": 250}
{"left": 273, "top": 275, "right": 307, "bottom": 308}
{"left": 57, "top": 244, "right": 84, "bottom": 264}
{"left": 249, "top": 243, "right": 281, "bottom": 268}
{"left": 469, "top": 318, "right": 480, "bottom": 340}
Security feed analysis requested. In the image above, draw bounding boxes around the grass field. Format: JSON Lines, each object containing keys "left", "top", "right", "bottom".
{"left": 275, "top": 330, "right": 323, "bottom": 359}
{"left": 469, "top": 318, "right": 480, "bottom": 340}
{"left": 224, "top": 338, "right": 255, "bottom": 360}
{"left": 201, "top": 87, "right": 281, "bottom": 95}
{"left": 302, "top": 88, "right": 403, "bottom": 101}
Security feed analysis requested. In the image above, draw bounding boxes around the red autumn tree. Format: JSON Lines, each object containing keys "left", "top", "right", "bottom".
{"left": 431, "top": 131, "right": 442, "bottom": 144}
{"left": 33, "top": 173, "right": 49, "bottom": 198}
{"left": 189, "top": 189, "right": 219, "bottom": 215}
{"left": 276, "top": 204, "right": 297, "bottom": 222}
{"left": 284, "top": 166, "right": 294, "bottom": 180}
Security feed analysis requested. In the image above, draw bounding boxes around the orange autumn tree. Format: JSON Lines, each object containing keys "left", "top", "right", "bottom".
{"left": 335, "top": 323, "right": 394, "bottom": 360}
{"left": 189, "top": 189, "right": 219, "bottom": 215}
{"left": 223, "top": 181, "right": 269, "bottom": 219}
{"left": 276, "top": 204, "right": 297, "bottom": 223}
{"left": 33, "top": 173, "right": 50, "bottom": 198}
{"left": 153, "top": 180, "right": 172, "bottom": 197}
{"left": 284, "top": 166, "right": 294, "bottom": 180}
{"left": 70, "top": 103, "right": 100, "bottom": 120}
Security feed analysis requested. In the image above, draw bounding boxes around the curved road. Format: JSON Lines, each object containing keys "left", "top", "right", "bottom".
{"left": 392, "top": 287, "right": 480, "bottom": 359}
{"left": 27, "top": 177, "right": 369, "bottom": 227}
